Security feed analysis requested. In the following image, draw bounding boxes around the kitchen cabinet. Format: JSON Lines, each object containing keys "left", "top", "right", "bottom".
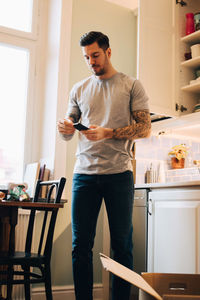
{"left": 138, "top": 0, "right": 200, "bottom": 117}
{"left": 148, "top": 188, "right": 200, "bottom": 274}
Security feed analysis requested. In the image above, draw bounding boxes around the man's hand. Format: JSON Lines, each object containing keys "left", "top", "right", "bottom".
{"left": 57, "top": 118, "right": 75, "bottom": 135}
{"left": 81, "top": 125, "right": 113, "bottom": 141}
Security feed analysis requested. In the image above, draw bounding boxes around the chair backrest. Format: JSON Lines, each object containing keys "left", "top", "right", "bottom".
{"left": 25, "top": 177, "right": 66, "bottom": 259}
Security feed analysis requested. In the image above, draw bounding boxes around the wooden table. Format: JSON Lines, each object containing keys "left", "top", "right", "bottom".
{"left": 0, "top": 200, "right": 64, "bottom": 252}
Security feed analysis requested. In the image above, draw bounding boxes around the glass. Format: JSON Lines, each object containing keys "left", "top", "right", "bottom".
{"left": 0, "top": 43, "right": 30, "bottom": 183}
{"left": 0, "top": 0, "right": 33, "bottom": 32}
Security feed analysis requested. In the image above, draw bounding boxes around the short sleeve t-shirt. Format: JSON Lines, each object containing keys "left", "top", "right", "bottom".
{"left": 66, "top": 72, "right": 149, "bottom": 174}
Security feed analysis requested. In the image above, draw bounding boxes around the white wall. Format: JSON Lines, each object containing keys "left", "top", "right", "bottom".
{"left": 39, "top": 0, "right": 137, "bottom": 287}
{"left": 105, "top": 0, "right": 138, "bottom": 10}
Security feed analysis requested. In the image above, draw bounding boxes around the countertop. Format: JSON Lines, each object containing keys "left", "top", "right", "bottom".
{"left": 135, "top": 180, "right": 200, "bottom": 189}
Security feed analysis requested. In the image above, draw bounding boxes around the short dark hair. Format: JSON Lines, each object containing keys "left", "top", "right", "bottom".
{"left": 80, "top": 31, "right": 110, "bottom": 51}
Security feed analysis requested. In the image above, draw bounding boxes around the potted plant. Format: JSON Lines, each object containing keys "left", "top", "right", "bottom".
{"left": 168, "top": 144, "right": 188, "bottom": 169}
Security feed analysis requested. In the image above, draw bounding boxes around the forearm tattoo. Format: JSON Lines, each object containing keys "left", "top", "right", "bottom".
{"left": 113, "top": 110, "right": 151, "bottom": 140}
{"left": 68, "top": 113, "right": 79, "bottom": 123}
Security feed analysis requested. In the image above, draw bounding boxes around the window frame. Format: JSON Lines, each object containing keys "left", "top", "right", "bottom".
{"left": 0, "top": 0, "right": 41, "bottom": 181}
{"left": 0, "top": 0, "right": 39, "bottom": 41}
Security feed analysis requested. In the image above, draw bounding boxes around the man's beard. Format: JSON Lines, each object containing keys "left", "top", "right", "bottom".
{"left": 91, "top": 65, "right": 106, "bottom": 76}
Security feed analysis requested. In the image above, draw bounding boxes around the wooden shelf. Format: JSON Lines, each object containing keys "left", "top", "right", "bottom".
{"left": 181, "top": 56, "right": 200, "bottom": 68}
{"left": 181, "top": 81, "right": 200, "bottom": 93}
{"left": 181, "top": 30, "right": 200, "bottom": 44}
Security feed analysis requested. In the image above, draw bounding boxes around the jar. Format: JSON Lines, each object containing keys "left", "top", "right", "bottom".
{"left": 194, "top": 12, "right": 200, "bottom": 31}
{"left": 191, "top": 44, "right": 200, "bottom": 58}
{"left": 186, "top": 13, "right": 195, "bottom": 35}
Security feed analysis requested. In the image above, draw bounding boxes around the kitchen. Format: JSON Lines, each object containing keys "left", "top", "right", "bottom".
{"left": 1, "top": 0, "right": 200, "bottom": 299}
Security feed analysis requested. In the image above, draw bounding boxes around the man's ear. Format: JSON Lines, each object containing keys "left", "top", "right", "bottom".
{"left": 107, "top": 47, "right": 111, "bottom": 58}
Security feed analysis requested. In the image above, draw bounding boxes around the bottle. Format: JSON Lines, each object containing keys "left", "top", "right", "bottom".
{"left": 157, "top": 162, "right": 166, "bottom": 183}
{"left": 145, "top": 164, "right": 153, "bottom": 183}
{"left": 186, "top": 13, "right": 195, "bottom": 35}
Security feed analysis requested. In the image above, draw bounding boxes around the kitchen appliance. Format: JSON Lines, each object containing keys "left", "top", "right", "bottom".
{"left": 130, "top": 188, "right": 150, "bottom": 300}
{"left": 108, "top": 188, "right": 150, "bottom": 300}
{"left": 150, "top": 112, "right": 172, "bottom": 123}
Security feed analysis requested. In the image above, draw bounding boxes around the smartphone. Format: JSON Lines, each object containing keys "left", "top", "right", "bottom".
{"left": 73, "top": 122, "right": 89, "bottom": 131}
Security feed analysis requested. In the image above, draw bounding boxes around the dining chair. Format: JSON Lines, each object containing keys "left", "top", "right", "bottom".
{"left": 0, "top": 177, "right": 66, "bottom": 300}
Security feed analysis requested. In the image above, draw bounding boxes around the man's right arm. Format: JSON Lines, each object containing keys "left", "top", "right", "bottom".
{"left": 57, "top": 116, "right": 76, "bottom": 141}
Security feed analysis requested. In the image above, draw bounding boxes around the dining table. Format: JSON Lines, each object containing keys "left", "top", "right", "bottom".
{"left": 0, "top": 200, "right": 65, "bottom": 253}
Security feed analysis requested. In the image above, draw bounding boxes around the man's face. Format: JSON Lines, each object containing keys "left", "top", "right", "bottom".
{"left": 82, "top": 42, "right": 111, "bottom": 76}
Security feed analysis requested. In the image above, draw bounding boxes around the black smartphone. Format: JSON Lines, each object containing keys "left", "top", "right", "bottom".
{"left": 73, "top": 122, "right": 89, "bottom": 131}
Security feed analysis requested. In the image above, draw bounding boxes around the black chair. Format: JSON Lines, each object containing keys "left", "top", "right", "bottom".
{"left": 0, "top": 177, "right": 66, "bottom": 300}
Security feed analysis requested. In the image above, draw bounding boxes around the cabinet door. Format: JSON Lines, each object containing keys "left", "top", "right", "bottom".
{"left": 138, "top": 0, "right": 177, "bottom": 116}
{"left": 148, "top": 190, "right": 200, "bottom": 274}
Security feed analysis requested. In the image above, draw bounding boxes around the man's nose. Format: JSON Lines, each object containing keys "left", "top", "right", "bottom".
{"left": 89, "top": 57, "right": 95, "bottom": 65}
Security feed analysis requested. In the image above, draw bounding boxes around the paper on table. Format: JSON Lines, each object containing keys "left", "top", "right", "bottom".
{"left": 23, "top": 162, "right": 40, "bottom": 197}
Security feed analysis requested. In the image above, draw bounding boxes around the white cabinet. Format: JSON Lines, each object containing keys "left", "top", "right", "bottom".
{"left": 138, "top": 0, "right": 176, "bottom": 116}
{"left": 138, "top": 0, "right": 200, "bottom": 116}
{"left": 148, "top": 188, "right": 200, "bottom": 274}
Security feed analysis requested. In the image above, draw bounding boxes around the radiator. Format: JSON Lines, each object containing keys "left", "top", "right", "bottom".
{"left": 2, "top": 209, "right": 31, "bottom": 300}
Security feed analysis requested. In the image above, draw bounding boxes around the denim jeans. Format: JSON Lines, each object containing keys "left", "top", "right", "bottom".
{"left": 71, "top": 171, "right": 134, "bottom": 300}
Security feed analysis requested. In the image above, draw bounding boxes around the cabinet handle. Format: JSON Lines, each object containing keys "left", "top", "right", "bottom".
{"left": 148, "top": 199, "right": 152, "bottom": 216}
{"left": 176, "top": 0, "right": 187, "bottom": 6}
{"left": 175, "top": 103, "right": 187, "bottom": 112}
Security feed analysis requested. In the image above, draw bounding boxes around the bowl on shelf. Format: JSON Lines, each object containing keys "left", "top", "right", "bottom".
{"left": 193, "top": 103, "right": 200, "bottom": 112}
{"left": 195, "top": 68, "right": 200, "bottom": 78}
{"left": 191, "top": 44, "right": 200, "bottom": 58}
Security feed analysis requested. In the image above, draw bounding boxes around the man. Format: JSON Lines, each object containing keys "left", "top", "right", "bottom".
{"left": 58, "top": 31, "right": 151, "bottom": 300}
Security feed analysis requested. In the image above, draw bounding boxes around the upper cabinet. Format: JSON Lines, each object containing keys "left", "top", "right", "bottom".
{"left": 138, "top": 0, "right": 200, "bottom": 117}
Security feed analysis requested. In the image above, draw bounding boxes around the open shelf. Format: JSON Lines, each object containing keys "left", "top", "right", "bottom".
{"left": 181, "top": 56, "right": 200, "bottom": 68}
{"left": 181, "top": 30, "right": 200, "bottom": 44}
{"left": 181, "top": 82, "right": 200, "bottom": 93}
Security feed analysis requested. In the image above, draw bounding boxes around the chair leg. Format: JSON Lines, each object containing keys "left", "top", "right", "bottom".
{"left": 7, "top": 266, "right": 13, "bottom": 300}
{"left": 44, "top": 264, "right": 53, "bottom": 300}
{"left": 23, "top": 266, "right": 31, "bottom": 300}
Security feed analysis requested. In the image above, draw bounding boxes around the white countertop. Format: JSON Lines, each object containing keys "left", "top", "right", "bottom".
{"left": 135, "top": 180, "right": 200, "bottom": 189}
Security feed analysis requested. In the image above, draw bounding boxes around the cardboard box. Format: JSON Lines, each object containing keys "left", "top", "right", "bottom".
{"left": 100, "top": 253, "right": 200, "bottom": 300}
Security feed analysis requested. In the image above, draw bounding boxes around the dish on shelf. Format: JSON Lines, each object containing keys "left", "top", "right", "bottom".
{"left": 181, "top": 81, "right": 200, "bottom": 92}
{"left": 196, "top": 68, "right": 200, "bottom": 78}
{"left": 181, "top": 56, "right": 200, "bottom": 68}
{"left": 193, "top": 103, "right": 200, "bottom": 112}
{"left": 181, "top": 29, "right": 200, "bottom": 44}
{"left": 190, "top": 77, "right": 200, "bottom": 85}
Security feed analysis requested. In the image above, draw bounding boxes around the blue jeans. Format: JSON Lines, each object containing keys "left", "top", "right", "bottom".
{"left": 71, "top": 171, "right": 134, "bottom": 300}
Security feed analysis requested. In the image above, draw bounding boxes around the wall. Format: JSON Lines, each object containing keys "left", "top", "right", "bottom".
{"left": 42, "top": 0, "right": 138, "bottom": 288}
{"left": 135, "top": 134, "right": 200, "bottom": 184}
{"left": 69, "top": 0, "right": 137, "bottom": 88}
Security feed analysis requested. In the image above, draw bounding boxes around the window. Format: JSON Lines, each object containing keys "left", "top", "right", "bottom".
{"left": 0, "top": 0, "right": 39, "bottom": 184}
{"left": 0, "top": 0, "right": 33, "bottom": 32}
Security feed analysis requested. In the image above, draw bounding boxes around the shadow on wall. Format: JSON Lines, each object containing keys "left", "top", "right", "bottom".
{"left": 51, "top": 223, "right": 73, "bottom": 285}
{"left": 51, "top": 213, "right": 103, "bottom": 286}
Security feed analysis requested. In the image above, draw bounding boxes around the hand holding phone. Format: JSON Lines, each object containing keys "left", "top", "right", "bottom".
{"left": 73, "top": 122, "right": 89, "bottom": 131}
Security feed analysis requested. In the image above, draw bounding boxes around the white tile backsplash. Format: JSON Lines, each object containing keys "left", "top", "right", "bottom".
{"left": 135, "top": 135, "right": 200, "bottom": 184}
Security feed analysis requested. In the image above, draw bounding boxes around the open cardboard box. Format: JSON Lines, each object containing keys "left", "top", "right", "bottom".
{"left": 100, "top": 253, "right": 200, "bottom": 300}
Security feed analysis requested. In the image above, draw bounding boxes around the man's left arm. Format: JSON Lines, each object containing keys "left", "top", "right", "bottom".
{"left": 82, "top": 109, "right": 151, "bottom": 141}
{"left": 112, "top": 109, "right": 151, "bottom": 140}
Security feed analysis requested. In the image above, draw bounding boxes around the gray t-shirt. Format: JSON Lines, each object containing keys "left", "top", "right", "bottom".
{"left": 64, "top": 72, "right": 149, "bottom": 174}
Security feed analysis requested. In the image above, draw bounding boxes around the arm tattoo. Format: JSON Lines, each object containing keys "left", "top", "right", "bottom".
{"left": 68, "top": 113, "right": 79, "bottom": 123}
{"left": 113, "top": 110, "right": 151, "bottom": 140}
